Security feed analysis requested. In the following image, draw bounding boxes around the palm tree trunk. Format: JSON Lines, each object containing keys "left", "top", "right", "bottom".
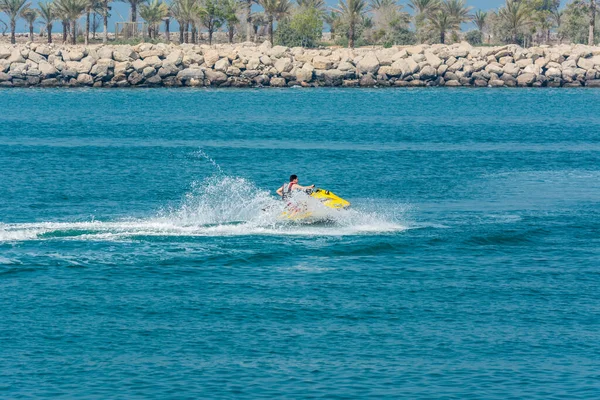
{"left": 85, "top": 10, "right": 90, "bottom": 45}
{"left": 103, "top": 3, "right": 108, "bottom": 44}
{"left": 440, "top": 30, "right": 445, "bottom": 44}
{"left": 349, "top": 20, "right": 354, "bottom": 48}
{"left": 229, "top": 25, "right": 234, "bottom": 43}
{"left": 165, "top": 18, "right": 170, "bottom": 42}
{"left": 10, "top": 19, "right": 16, "bottom": 44}
{"left": 185, "top": 22, "right": 189, "bottom": 43}
{"left": 246, "top": 0, "right": 252, "bottom": 42}
{"left": 131, "top": 3, "right": 137, "bottom": 23}
{"left": 63, "top": 20, "right": 68, "bottom": 43}
{"left": 179, "top": 23, "right": 184, "bottom": 43}
{"left": 71, "top": 20, "right": 77, "bottom": 45}
{"left": 47, "top": 23, "right": 53, "bottom": 43}
{"left": 590, "top": 0, "right": 596, "bottom": 46}
{"left": 269, "top": 15, "right": 273, "bottom": 44}
{"left": 29, "top": 23, "right": 34, "bottom": 41}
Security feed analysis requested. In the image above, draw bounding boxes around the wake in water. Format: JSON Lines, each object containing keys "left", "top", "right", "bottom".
{"left": 0, "top": 175, "right": 407, "bottom": 242}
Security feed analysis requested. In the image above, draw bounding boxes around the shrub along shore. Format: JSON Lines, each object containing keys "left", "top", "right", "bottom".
{"left": 2, "top": 41, "right": 600, "bottom": 88}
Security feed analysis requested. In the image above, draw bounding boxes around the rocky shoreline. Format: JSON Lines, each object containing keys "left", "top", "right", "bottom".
{"left": 2, "top": 41, "right": 600, "bottom": 88}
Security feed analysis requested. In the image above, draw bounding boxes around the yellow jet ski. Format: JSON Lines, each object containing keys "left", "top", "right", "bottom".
{"left": 280, "top": 188, "right": 350, "bottom": 222}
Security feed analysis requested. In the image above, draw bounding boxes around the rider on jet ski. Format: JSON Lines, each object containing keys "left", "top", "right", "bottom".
{"left": 277, "top": 175, "right": 315, "bottom": 206}
{"left": 276, "top": 174, "right": 315, "bottom": 201}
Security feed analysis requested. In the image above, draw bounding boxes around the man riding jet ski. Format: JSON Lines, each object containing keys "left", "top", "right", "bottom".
{"left": 276, "top": 174, "right": 350, "bottom": 221}
{"left": 276, "top": 175, "right": 315, "bottom": 201}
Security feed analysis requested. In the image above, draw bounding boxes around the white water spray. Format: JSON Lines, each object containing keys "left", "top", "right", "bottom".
{"left": 0, "top": 174, "right": 407, "bottom": 242}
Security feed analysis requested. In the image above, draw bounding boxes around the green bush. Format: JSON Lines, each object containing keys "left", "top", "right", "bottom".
{"left": 274, "top": 7, "right": 323, "bottom": 48}
{"left": 465, "top": 30, "right": 483, "bottom": 45}
{"left": 383, "top": 28, "right": 416, "bottom": 47}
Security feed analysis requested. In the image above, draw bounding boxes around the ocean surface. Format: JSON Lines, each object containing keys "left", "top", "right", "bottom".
{"left": 1, "top": 88, "right": 599, "bottom": 399}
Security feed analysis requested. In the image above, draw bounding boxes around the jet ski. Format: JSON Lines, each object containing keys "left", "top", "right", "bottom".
{"left": 280, "top": 188, "right": 350, "bottom": 222}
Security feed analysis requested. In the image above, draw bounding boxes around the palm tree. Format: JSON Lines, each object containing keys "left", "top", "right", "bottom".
{"left": 0, "top": 0, "right": 30, "bottom": 44}
{"left": 259, "top": 0, "right": 291, "bottom": 44}
{"left": 251, "top": 10, "right": 266, "bottom": 40}
{"left": 169, "top": 0, "right": 185, "bottom": 42}
{"left": 0, "top": 19, "right": 7, "bottom": 36}
{"left": 444, "top": 0, "right": 470, "bottom": 23}
{"left": 20, "top": 4, "right": 37, "bottom": 40}
{"left": 83, "top": 0, "right": 96, "bottom": 44}
{"left": 408, "top": 0, "right": 439, "bottom": 42}
{"left": 590, "top": 0, "right": 596, "bottom": 45}
{"left": 222, "top": 0, "right": 239, "bottom": 43}
{"left": 370, "top": 0, "right": 410, "bottom": 44}
{"left": 38, "top": 1, "right": 55, "bottom": 43}
{"left": 53, "top": 5, "right": 70, "bottom": 42}
{"left": 100, "top": 0, "right": 110, "bottom": 43}
{"left": 498, "top": 0, "right": 531, "bottom": 44}
{"left": 427, "top": 8, "right": 453, "bottom": 43}
{"left": 200, "top": 0, "right": 223, "bottom": 45}
{"left": 297, "top": 0, "right": 325, "bottom": 13}
{"left": 244, "top": 0, "right": 254, "bottom": 41}
{"left": 441, "top": 0, "right": 470, "bottom": 42}
{"left": 551, "top": 7, "right": 562, "bottom": 42}
{"left": 334, "top": 0, "right": 367, "bottom": 48}
{"left": 178, "top": 0, "right": 203, "bottom": 43}
{"left": 54, "top": 0, "right": 87, "bottom": 44}
{"left": 370, "top": 0, "right": 395, "bottom": 10}
{"left": 323, "top": 10, "right": 339, "bottom": 40}
{"left": 121, "top": 0, "right": 145, "bottom": 23}
{"left": 473, "top": 9, "right": 486, "bottom": 33}
{"left": 140, "top": 0, "right": 168, "bottom": 38}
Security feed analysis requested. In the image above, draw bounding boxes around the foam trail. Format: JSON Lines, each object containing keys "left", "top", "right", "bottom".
{"left": 0, "top": 175, "right": 407, "bottom": 242}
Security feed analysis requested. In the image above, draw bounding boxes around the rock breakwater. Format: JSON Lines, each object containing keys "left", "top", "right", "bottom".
{"left": 3, "top": 41, "right": 600, "bottom": 88}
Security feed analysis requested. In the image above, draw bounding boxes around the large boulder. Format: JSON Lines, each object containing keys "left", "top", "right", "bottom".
{"left": 270, "top": 77, "right": 286, "bottom": 87}
{"left": 144, "top": 55, "right": 162, "bottom": 68}
{"left": 420, "top": 65, "right": 437, "bottom": 80}
{"left": 359, "top": 73, "right": 376, "bottom": 87}
{"left": 424, "top": 51, "right": 442, "bottom": 69}
{"left": 502, "top": 63, "right": 520, "bottom": 77}
{"left": 269, "top": 45, "right": 288, "bottom": 58}
{"left": 113, "top": 46, "right": 137, "bottom": 62}
{"left": 158, "top": 61, "right": 179, "bottom": 77}
{"left": 38, "top": 62, "right": 57, "bottom": 78}
{"left": 296, "top": 63, "right": 314, "bottom": 82}
{"left": 312, "top": 55, "right": 332, "bottom": 70}
{"left": 0, "top": 46, "right": 11, "bottom": 59}
{"left": 166, "top": 50, "right": 184, "bottom": 65}
{"left": 132, "top": 59, "right": 148, "bottom": 71}
{"left": 7, "top": 50, "right": 26, "bottom": 63}
{"left": 177, "top": 68, "right": 204, "bottom": 81}
{"left": 214, "top": 57, "right": 230, "bottom": 72}
{"left": 274, "top": 57, "right": 292, "bottom": 73}
{"left": 517, "top": 72, "right": 536, "bottom": 86}
{"left": 357, "top": 53, "right": 380, "bottom": 74}
{"left": 204, "top": 69, "right": 228, "bottom": 85}
{"left": 67, "top": 50, "right": 86, "bottom": 62}
{"left": 545, "top": 67, "right": 562, "bottom": 79}
{"left": 66, "top": 61, "right": 93, "bottom": 74}
{"left": 246, "top": 57, "right": 260, "bottom": 70}
{"left": 97, "top": 47, "right": 113, "bottom": 60}
{"left": 203, "top": 50, "right": 220, "bottom": 68}
{"left": 76, "top": 74, "right": 94, "bottom": 85}
{"left": 27, "top": 50, "right": 46, "bottom": 64}
{"left": 260, "top": 55, "right": 273, "bottom": 66}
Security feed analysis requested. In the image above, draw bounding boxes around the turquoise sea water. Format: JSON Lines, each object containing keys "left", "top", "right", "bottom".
{"left": 1, "top": 88, "right": 599, "bottom": 399}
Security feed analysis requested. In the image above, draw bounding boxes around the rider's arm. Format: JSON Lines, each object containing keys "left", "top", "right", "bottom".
{"left": 295, "top": 184, "right": 315, "bottom": 190}
{"left": 276, "top": 186, "right": 283, "bottom": 197}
